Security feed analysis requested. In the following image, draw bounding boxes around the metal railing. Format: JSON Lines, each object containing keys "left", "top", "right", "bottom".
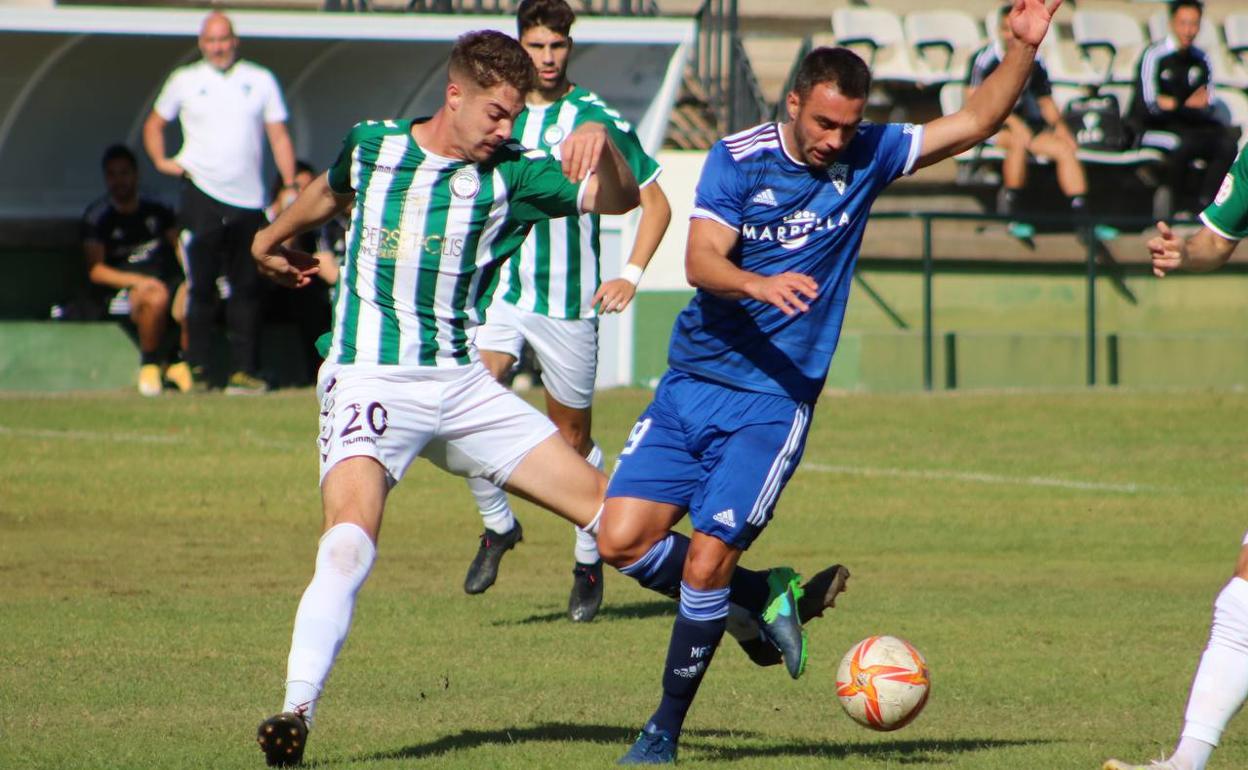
{"left": 690, "top": 0, "right": 769, "bottom": 133}
{"left": 866, "top": 210, "right": 1208, "bottom": 391}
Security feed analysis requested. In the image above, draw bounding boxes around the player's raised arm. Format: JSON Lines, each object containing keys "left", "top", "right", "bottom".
{"left": 914, "top": 0, "right": 1062, "bottom": 170}
{"left": 251, "top": 172, "right": 352, "bottom": 288}
{"left": 561, "top": 122, "right": 640, "bottom": 215}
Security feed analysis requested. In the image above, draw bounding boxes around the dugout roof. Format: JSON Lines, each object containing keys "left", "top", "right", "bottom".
{"left": 0, "top": 6, "right": 693, "bottom": 220}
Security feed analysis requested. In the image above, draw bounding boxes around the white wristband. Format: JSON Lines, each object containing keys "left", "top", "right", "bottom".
{"left": 620, "top": 263, "right": 644, "bottom": 287}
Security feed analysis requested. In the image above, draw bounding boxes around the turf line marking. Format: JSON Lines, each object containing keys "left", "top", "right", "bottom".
{"left": 0, "top": 425, "right": 183, "bottom": 445}
{"left": 801, "top": 462, "right": 1150, "bottom": 493}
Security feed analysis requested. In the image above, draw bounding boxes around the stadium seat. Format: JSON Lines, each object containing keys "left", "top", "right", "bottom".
{"left": 1148, "top": 10, "right": 1248, "bottom": 89}
{"left": 984, "top": 8, "right": 1099, "bottom": 86}
{"left": 831, "top": 8, "right": 922, "bottom": 85}
{"left": 903, "top": 10, "right": 984, "bottom": 86}
{"left": 1213, "top": 86, "right": 1248, "bottom": 149}
{"left": 1071, "top": 10, "right": 1147, "bottom": 85}
{"left": 1225, "top": 13, "right": 1248, "bottom": 78}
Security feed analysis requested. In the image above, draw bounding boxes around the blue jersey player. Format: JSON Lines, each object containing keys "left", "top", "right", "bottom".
{"left": 597, "top": 0, "right": 1065, "bottom": 763}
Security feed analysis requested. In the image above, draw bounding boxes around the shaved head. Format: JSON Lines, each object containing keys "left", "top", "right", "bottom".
{"left": 198, "top": 11, "right": 239, "bottom": 71}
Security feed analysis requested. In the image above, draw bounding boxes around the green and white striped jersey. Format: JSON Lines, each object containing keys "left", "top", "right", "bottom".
{"left": 496, "top": 86, "right": 661, "bottom": 319}
{"left": 324, "top": 119, "right": 584, "bottom": 367}
{"left": 1202, "top": 144, "right": 1248, "bottom": 242}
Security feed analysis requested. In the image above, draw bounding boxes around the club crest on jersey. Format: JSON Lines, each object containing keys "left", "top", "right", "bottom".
{"left": 450, "top": 168, "right": 480, "bottom": 199}
{"left": 1215, "top": 174, "right": 1233, "bottom": 206}
{"left": 828, "top": 163, "right": 849, "bottom": 195}
{"left": 542, "top": 124, "right": 566, "bottom": 146}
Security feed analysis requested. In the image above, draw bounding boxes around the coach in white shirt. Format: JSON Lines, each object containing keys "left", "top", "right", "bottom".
{"left": 143, "top": 10, "right": 296, "bottom": 394}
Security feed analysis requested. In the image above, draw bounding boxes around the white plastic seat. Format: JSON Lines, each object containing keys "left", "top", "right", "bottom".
{"left": 1213, "top": 86, "right": 1248, "bottom": 150}
{"left": 985, "top": 8, "right": 1099, "bottom": 86}
{"left": 1071, "top": 10, "right": 1146, "bottom": 85}
{"left": 831, "top": 7, "right": 921, "bottom": 85}
{"left": 904, "top": 10, "right": 983, "bottom": 86}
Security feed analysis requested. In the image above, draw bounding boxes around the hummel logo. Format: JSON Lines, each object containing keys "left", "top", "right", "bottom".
{"left": 712, "top": 509, "right": 736, "bottom": 528}
{"left": 672, "top": 662, "right": 706, "bottom": 679}
{"left": 751, "top": 188, "right": 778, "bottom": 207}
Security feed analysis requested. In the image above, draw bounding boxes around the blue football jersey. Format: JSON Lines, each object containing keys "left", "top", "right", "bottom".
{"left": 667, "top": 121, "right": 922, "bottom": 402}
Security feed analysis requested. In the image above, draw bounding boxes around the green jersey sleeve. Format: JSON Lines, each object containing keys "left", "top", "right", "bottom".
{"left": 1201, "top": 145, "right": 1248, "bottom": 241}
{"left": 326, "top": 126, "right": 361, "bottom": 195}
{"left": 501, "top": 144, "right": 584, "bottom": 225}
{"left": 574, "top": 96, "right": 661, "bottom": 188}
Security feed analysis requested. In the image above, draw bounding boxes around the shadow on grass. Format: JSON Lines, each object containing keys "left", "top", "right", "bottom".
{"left": 351, "top": 722, "right": 754, "bottom": 763}
{"left": 345, "top": 723, "right": 1046, "bottom": 765}
{"left": 492, "top": 599, "right": 673, "bottom": 626}
{"left": 691, "top": 736, "right": 1051, "bottom": 763}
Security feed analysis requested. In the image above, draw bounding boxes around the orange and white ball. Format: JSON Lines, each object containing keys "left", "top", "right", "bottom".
{"left": 836, "top": 635, "right": 931, "bottom": 731}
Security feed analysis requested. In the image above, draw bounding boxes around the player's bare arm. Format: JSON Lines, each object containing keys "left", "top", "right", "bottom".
{"left": 251, "top": 172, "right": 352, "bottom": 288}
{"left": 685, "top": 217, "right": 819, "bottom": 316}
{"left": 916, "top": 0, "right": 1061, "bottom": 170}
{"left": 562, "top": 122, "right": 640, "bottom": 214}
{"left": 593, "top": 181, "right": 672, "bottom": 313}
{"left": 141, "top": 112, "right": 185, "bottom": 178}
{"left": 1149, "top": 221, "right": 1239, "bottom": 277}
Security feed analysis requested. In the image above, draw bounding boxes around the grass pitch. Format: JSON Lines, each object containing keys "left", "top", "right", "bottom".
{"left": 1, "top": 386, "right": 1245, "bottom": 769}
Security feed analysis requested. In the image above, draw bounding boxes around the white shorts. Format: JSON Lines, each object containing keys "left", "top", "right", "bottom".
{"left": 316, "top": 362, "right": 558, "bottom": 487}
{"left": 474, "top": 300, "right": 599, "bottom": 409}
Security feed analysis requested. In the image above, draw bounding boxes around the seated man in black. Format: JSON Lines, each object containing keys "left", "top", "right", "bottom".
{"left": 81, "top": 144, "right": 189, "bottom": 396}
{"left": 1129, "top": 0, "right": 1238, "bottom": 215}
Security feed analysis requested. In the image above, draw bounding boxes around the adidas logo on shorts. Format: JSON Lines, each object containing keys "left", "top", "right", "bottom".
{"left": 712, "top": 508, "right": 737, "bottom": 528}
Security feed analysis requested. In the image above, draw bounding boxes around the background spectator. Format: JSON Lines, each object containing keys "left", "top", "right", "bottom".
{"left": 81, "top": 144, "right": 189, "bottom": 396}
{"left": 969, "top": 5, "right": 1115, "bottom": 243}
{"left": 142, "top": 10, "right": 296, "bottom": 394}
{"left": 261, "top": 161, "right": 333, "bottom": 386}
{"left": 1129, "top": 0, "right": 1238, "bottom": 216}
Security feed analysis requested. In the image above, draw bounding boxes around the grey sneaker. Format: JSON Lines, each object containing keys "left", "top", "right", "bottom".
{"left": 567, "top": 560, "right": 604, "bottom": 622}
{"left": 463, "top": 521, "right": 523, "bottom": 595}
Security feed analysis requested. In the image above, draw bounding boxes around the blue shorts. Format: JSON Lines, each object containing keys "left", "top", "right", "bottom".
{"left": 606, "top": 369, "right": 812, "bottom": 550}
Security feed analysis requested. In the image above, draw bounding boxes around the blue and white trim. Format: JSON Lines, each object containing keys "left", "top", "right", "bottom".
{"left": 747, "top": 403, "right": 811, "bottom": 526}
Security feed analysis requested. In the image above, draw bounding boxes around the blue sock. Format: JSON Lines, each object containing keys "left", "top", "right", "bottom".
{"left": 618, "top": 532, "right": 770, "bottom": 612}
{"left": 646, "top": 582, "right": 730, "bottom": 738}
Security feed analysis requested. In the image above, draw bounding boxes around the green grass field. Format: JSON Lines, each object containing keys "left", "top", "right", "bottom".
{"left": 2, "top": 387, "right": 1246, "bottom": 769}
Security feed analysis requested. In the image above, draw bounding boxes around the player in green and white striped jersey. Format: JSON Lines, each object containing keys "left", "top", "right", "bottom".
{"left": 462, "top": 0, "right": 673, "bottom": 624}
{"left": 248, "top": 31, "right": 640, "bottom": 766}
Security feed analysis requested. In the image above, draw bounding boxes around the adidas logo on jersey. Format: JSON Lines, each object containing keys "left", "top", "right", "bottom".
{"left": 751, "top": 188, "right": 778, "bottom": 207}
{"left": 712, "top": 509, "right": 737, "bottom": 528}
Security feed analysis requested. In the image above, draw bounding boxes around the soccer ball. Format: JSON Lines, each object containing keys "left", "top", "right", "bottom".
{"left": 836, "top": 635, "right": 931, "bottom": 731}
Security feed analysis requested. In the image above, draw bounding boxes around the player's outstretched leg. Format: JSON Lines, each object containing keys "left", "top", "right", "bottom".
{"left": 602, "top": 520, "right": 821, "bottom": 678}
{"left": 463, "top": 476, "right": 523, "bottom": 595}
{"left": 1102, "top": 567, "right": 1248, "bottom": 770}
{"left": 568, "top": 442, "right": 607, "bottom": 622}
{"left": 729, "top": 564, "right": 851, "bottom": 667}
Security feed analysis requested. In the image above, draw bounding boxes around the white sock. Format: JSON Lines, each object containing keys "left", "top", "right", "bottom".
{"left": 1172, "top": 577, "right": 1248, "bottom": 770}
{"left": 283, "top": 523, "right": 376, "bottom": 727}
{"left": 573, "top": 443, "right": 605, "bottom": 564}
{"left": 467, "top": 475, "right": 515, "bottom": 534}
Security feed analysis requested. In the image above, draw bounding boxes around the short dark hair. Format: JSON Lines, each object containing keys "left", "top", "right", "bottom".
{"left": 792, "top": 47, "right": 871, "bottom": 101}
{"left": 101, "top": 144, "right": 136, "bottom": 170}
{"left": 516, "top": 0, "right": 576, "bottom": 37}
{"left": 448, "top": 30, "right": 535, "bottom": 95}
{"left": 270, "top": 160, "right": 316, "bottom": 203}
{"left": 1169, "top": 0, "right": 1203, "bottom": 17}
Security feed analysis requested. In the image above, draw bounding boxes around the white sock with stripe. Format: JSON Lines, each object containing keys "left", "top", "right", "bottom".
{"left": 574, "top": 442, "right": 604, "bottom": 564}
{"left": 283, "top": 523, "right": 376, "bottom": 727}
{"left": 468, "top": 475, "right": 516, "bottom": 535}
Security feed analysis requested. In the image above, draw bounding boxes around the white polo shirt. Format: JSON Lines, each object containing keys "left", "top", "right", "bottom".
{"left": 153, "top": 59, "right": 288, "bottom": 210}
